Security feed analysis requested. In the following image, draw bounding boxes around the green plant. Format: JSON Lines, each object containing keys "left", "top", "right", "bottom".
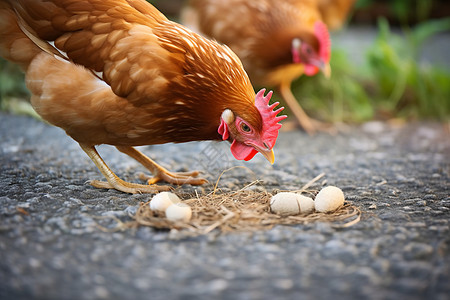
{"left": 291, "top": 49, "right": 373, "bottom": 123}
{"left": 0, "top": 58, "right": 39, "bottom": 117}
{"left": 366, "top": 18, "right": 450, "bottom": 119}
{"left": 0, "top": 58, "right": 29, "bottom": 103}
{"left": 290, "top": 17, "right": 450, "bottom": 123}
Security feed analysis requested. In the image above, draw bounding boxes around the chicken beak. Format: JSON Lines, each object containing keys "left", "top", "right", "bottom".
{"left": 261, "top": 148, "right": 275, "bottom": 165}
{"left": 309, "top": 58, "right": 331, "bottom": 78}
{"left": 321, "top": 62, "right": 331, "bottom": 78}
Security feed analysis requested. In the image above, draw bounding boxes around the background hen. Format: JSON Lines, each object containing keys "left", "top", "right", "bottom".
{"left": 317, "top": 0, "right": 356, "bottom": 30}
{"left": 0, "top": 0, "right": 286, "bottom": 194}
{"left": 182, "top": 0, "right": 355, "bottom": 133}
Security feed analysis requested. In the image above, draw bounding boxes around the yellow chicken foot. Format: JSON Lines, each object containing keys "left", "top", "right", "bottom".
{"left": 79, "top": 143, "right": 171, "bottom": 194}
{"left": 116, "top": 146, "right": 208, "bottom": 186}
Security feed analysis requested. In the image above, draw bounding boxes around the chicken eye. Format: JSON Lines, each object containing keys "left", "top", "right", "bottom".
{"left": 241, "top": 123, "right": 251, "bottom": 133}
{"left": 304, "top": 46, "right": 313, "bottom": 55}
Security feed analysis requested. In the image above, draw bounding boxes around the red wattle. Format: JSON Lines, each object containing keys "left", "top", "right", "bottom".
{"left": 304, "top": 65, "right": 319, "bottom": 76}
{"left": 230, "top": 140, "right": 258, "bottom": 161}
{"left": 315, "top": 21, "right": 331, "bottom": 63}
{"left": 218, "top": 118, "right": 229, "bottom": 140}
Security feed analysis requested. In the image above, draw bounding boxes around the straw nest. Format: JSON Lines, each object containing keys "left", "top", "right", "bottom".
{"left": 122, "top": 173, "right": 362, "bottom": 235}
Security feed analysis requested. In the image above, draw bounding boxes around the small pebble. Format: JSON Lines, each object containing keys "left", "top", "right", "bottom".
{"left": 314, "top": 186, "right": 345, "bottom": 213}
{"left": 165, "top": 203, "right": 192, "bottom": 222}
{"left": 149, "top": 192, "right": 180, "bottom": 212}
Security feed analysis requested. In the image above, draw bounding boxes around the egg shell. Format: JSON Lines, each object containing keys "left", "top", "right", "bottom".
{"left": 165, "top": 203, "right": 192, "bottom": 222}
{"left": 270, "top": 192, "right": 300, "bottom": 216}
{"left": 270, "top": 192, "right": 314, "bottom": 216}
{"left": 297, "top": 195, "right": 315, "bottom": 214}
{"left": 314, "top": 186, "right": 345, "bottom": 213}
{"left": 149, "top": 192, "right": 181, "bottom": 212}
{"left": 270, "top": 193, "right": 316, "bottom": 215}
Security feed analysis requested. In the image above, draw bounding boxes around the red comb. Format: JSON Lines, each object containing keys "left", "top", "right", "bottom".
{"left": 255, "top": 89, "right": 287, "bottom": 149}
{"left": 304, "top": 21, "right": 331, "bottom": 76}
{"left": 315, "top": 21, "right": 331, "bottom": 63}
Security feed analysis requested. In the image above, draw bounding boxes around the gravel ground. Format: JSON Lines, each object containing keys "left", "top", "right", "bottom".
{"left": 0, "top": 112, "right": 449, "bottom": 300}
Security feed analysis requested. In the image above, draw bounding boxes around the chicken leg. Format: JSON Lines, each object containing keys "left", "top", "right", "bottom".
{"left": 79, "top": 143, "right": 172, "bottom": 194}
{"left": 79, "top": 144, "right": 208, "bottom": 193}
{"left": 279, "top": 80, "right": 332, "bottom": 135}
{"left": 115, "top": 146, "right": 208, "bottom": 186}
{"left": 279, "top": 80, "right": 320, "bottom": 135}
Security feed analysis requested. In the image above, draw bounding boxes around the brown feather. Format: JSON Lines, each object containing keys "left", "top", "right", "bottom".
{"left": 1, "top": 0, "right": 263, "bottom": 148}
{"left": 182, "top": 0, "right": 323, "bottom": 85}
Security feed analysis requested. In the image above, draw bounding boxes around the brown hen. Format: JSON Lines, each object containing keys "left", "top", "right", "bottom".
{"left": 0, "top": 0, "right": 286, "bottom": 194}
{"left": 317, "top": 0, "right": 356, "bottom": 30}
{"left": 182, "top": 0, "right": 354, "bottom": 133}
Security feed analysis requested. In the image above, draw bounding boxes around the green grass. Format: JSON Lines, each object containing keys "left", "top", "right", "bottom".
{"left": 292, "top": 18, "right": 450, "bottom": 122}
{"left": 291, "top": 49, "right": 374, "bottom": 123}
{"left": 0, "top": 59, "right": 28, "bottom": 101}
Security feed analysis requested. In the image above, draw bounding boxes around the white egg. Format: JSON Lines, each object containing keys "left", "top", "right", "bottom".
{"left": 296, "top": 194, "right": 315, "bottom": 214}
{"left": 149, "top": 192, "right": 181, "bottom": 212}
{"left": 165, "top": 203, "right": 192, "bottom": 222}
{"left": 314, "top": 186, "right": 345, "bottom": 213}
{"left": 270, "top": 192, "right": 315, "bottom": 216}
{"left": 270, "top": 192, "right": 299, "bottom": 216}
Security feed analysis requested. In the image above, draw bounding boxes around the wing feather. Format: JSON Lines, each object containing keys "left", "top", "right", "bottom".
{"left": 9, "top": 0, "right": 180, "bottom": 104}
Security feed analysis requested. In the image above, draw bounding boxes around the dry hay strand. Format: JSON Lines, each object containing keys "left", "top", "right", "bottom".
{"left": 102, "top": 171, "right": 362, "bottom": 235}
{"left": 130, "top": 191, "right": 361, "bottom": 235}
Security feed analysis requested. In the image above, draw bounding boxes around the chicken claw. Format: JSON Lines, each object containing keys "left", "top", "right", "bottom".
{"left": 116, "top": 146, "right": 208, "bottom": 186}
{"left": 79, "top": 143, "right": 174, "bottom": 194}
{"left": 138, "top": 170, "right": 208, "bottom": 186}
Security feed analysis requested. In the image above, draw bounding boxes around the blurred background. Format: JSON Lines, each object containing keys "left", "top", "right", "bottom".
{"left": 1, "top": 0, "right": 449, "bottom": 123}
